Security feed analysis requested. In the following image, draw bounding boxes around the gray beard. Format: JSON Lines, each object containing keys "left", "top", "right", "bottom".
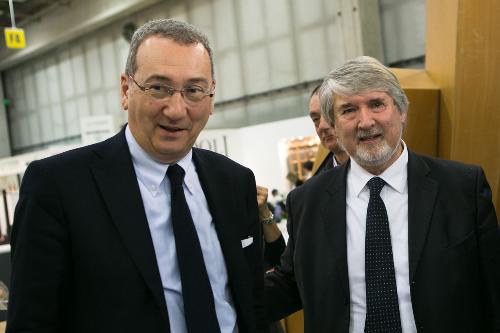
{"left": 338, "top": 128, "right": 402, "bottom": 168}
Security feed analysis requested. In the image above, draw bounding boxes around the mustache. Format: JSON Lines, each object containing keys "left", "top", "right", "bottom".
{"left": 357, "top": 128, "right": 383, "bottom": 140}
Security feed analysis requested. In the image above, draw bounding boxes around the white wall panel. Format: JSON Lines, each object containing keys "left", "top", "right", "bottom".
{"left": 71, "top": 46, "right": 88, "bottom": 95}
{"left": 51, "top": 105, "right": 65, "bottom": 140}
{"left": 299, "top": 27, "right": 328, "bottom": 80}
{"left": 214, "top": 0, "right": 237, "bottom": 51}
{"left": 39, "top": 108, "right": 52, "bottom": 143}
{"left": 114, "top": 36, "right": 130, "bottom": 75}
{"left": 189, "top": 0, "right": 215, "bottom": 44}
{"left": 9, "top": 117, "right": 20, "bottom": 149}
{"left": 264, "top": 0, "right": 290, "bottom": 38}
{"left": 269, "top": 38, "right": 297, "bottom": 88}
{"left": 28, "top": 113, "right": 41, "bottom": 145}
{"left": 100, "top": 36, "right": 119, "bottom": 88}
{"left": 294, "top": 0, "right": 323, "bottom": 27}
{"left": 85, "top": 39, "right": 103, "bottom": 91}
{"left": 91, "top": 93, "right": 106, "bottom": 116}
{"left": 380, "top": 0, "right": 425, "bottom": 63}
{"left": 10, "top": 119, "right": 20, "bottom": 149}
{"left": 34, "top": 63, "right": 48, "bottom": 108}
{"left": 167, "top": 0, "right": 189, "bottom": 22}
{"left": 326, "top": 19, "right": 347, "bottom": 69}
{"left": 244, "top": 47, "right": 270, "bottom": 94}
{"left": 239, "top": 0, "right": 265, "bottom": 45}
{"left": 47, "top": 60, "right": 62, "bottom": 104}
{"left": 59, "top": 50, "right": 76, "bottom": 99}
{"left": 105, "top": 90, "right": 121, "bottom": 114}
{"left": 272, "top": 94, "right": 307, "bottom": 120}
{"left": 76, "top": 96, "right": 91, "bottom": 119}
{"left": 64, "top": 100, "right": 80, "bottom": 137}
{"left": 217, "top": 51, "right": 243, "bottom": 100}
{"left": 20, "top": 115, "right": 31, "bottom": 148}
{"left": 24, "top": 69, "right": 37, "bottom": 112}
{"left": 246, "top": 99, "right": 272, "bottom": 125}
{"left": 10, "top": 118, "right": 22, "bottom": 149}
{"left": 223, "top": 106, "right": 247, "bottom": 127}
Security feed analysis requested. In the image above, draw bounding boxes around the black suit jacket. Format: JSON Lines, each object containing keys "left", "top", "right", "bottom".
{"left": 265, "top": 150, "right": 499, "bottom": 332}
{"left": 7, "top": 129, "right": 266, "bottom": 333}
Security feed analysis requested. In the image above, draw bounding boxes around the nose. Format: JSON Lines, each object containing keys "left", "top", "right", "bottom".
{"left": 318, "top": 115, "right": 331, "bottom": 131}
{"left": 357, "top": 107, "right": 375, "bottom": 129}
{"left": 162, "top": 91, "right": 187, "bottom": 120}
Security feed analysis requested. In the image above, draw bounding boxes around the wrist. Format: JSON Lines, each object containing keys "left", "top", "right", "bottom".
{"left": 260, "top": 211, "right": 274, "bottom": 224}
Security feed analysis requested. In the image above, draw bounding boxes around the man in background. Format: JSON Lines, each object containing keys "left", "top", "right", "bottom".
{"left": 8, "top": 19, "right": 266, "bottom": 333}
{"left": 309, "top": 84, "right": 348, "bottom": 173}
{"left": 266, "top": 56, "right": 499, "bottom": 332}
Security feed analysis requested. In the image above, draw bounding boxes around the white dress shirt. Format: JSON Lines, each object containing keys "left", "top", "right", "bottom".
{"left": 346, "top": 142, "right": 417, "bottom": 333}
{"left": 125, "top": 126, "right": 238, "bottom": 333}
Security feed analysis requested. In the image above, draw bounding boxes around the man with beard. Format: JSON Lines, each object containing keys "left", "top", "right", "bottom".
{"left": 265, "top": 56, "right": 499, "bottom": 332}
{"left": 308, "top": 84, "right": 348, "bottom": 173}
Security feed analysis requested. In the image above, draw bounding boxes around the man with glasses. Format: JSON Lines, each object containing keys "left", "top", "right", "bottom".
{"left": 7, "top": 19, "right": 266, "bottom": 333}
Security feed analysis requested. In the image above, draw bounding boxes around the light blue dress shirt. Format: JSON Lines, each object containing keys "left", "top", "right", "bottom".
{"left": 125, "top": 126, "right": 238, "bottom": 333}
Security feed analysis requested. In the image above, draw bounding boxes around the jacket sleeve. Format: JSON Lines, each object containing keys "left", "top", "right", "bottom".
{"left": 263, "top": 234, "right": 285, "bottom": 270}
{"left": 474, "top": 167, "right": 500, "bottom": 332}
{"left": 7, "top": 161, "right": 71, "bottom": 333}
{"left": 264, "top": 191, "right": 302, "bottom": 322}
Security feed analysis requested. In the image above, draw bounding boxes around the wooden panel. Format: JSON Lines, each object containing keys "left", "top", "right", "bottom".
{"left": 282, "top": 310, "right": 304, "bottom": 333}
{"left": 425, "top": 0, "right": 459, "bottom": 160}
{"left": 452, "top": 0, "right": 500, "bottom": 212}
{"left": 392, "top": 68, "right": 440, "bottom": 157}
{"left": 426, "top": 0, "right": 500, "bottom": 212}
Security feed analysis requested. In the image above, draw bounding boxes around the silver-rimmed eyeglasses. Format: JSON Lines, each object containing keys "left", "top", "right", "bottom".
{"left": 128, "top": 75, "right": 214, "bottom": 103}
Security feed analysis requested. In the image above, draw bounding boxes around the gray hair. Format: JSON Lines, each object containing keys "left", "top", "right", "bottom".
{"left": 319, "top": 56, "right": 408, "bottom": 124}
{"left": 125, "top": 19, "right": 214, "bottom": 78}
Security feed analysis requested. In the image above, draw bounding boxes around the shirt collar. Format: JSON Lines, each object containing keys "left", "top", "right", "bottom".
{"left": 349, "top": 140, "right": 408, "bottom": 196}
{"left": 125, "top": 125, "right": 196, "bottom": 194}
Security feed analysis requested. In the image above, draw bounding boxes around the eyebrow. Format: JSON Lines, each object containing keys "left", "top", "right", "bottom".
{"left": 143, "top": 75, "right": 211, "bottom": 85}
{"left": 337, "top": 97, "right": 387, "bottom": 109}
{"left": 337, "top": 102, "right": 355, "bottom": 110}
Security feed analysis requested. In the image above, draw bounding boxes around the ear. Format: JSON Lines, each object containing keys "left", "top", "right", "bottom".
{"left": 401, "top": 110, "right": 408, "bottom": 126}
{"left": 120, "top": 74, "right": 130, "bottom": 111}
{"left": 209, "top": 80, "right": 216, "bottom": 115}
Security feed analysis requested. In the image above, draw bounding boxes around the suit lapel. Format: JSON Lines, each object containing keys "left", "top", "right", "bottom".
{"left": 407, "top": 151, "right": 439, "bottom": 280}
{"left": 322, "top": 163, "right": 349, "bottom": 295}
{"left": 90, "top": 130, "right": 169, "bottom": 324}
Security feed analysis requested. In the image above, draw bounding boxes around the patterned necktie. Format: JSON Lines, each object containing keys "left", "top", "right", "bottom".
{"left": 365, "top": 177, "right": 402, "bottom": 333}
{"left": 167, "top": 164, "right": 221, "bottom": 333}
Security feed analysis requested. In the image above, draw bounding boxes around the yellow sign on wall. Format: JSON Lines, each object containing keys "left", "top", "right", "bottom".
{"left": 4, "top": 28, "right": 26, "bottom": 49}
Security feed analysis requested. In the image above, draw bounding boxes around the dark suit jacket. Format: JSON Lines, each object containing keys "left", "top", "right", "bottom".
{"left": 265, "top": 150, "right": 499, "bottom": 332}
{"left": 7, "top": 129, "right": 266, "bottom": 333}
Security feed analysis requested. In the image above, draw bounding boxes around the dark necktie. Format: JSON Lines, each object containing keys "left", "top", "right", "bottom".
{"left": 364, "top": 177, "right": 402, "bottom": 333}
{"left": 166, "top": 164, "right": 221, "bottom": 333}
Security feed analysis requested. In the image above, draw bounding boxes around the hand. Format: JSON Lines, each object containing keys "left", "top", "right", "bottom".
{"left": 256, "top": 185, "right": 272, "bottom": 220}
